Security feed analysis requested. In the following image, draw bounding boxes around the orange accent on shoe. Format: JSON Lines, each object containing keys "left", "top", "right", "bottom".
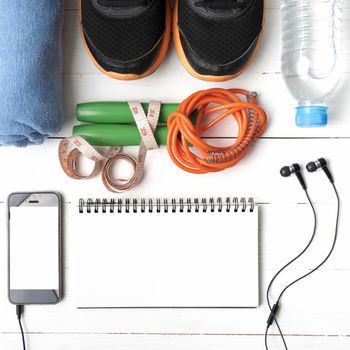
{"left": 172, "top": 0, "right": 266, "bottom": 82}
{"left": 80, "top": 0, "right": 171, "bottom": 80}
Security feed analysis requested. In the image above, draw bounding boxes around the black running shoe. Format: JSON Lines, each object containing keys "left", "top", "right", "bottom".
{"left": 81, "top": 0, "right": 171, "bottom": 80}
{"left": 173, "top": 0, "right": 265, "bottom": 81}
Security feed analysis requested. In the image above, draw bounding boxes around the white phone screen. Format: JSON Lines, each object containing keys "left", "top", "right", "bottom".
{"left": 10, "top": 206, "right": 59, "bottom": 290}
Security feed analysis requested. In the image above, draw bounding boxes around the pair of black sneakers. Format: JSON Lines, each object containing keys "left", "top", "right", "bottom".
{"left": 81, "top": 0, "right": 264, "bottom": 81}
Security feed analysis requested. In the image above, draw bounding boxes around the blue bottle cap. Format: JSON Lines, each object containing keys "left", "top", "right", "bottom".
{"left": 295, "top": 106, "right": 328, "bottom": 127}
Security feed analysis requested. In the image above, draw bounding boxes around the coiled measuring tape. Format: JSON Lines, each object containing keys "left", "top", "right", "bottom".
{"left": 59, "top": 101, "right": 161, "bottom": 193}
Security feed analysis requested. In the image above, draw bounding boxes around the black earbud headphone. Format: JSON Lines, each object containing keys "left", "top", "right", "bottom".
{"left": 280, "top": 158, "right": 334, "bottom": 189}
{"left": 265, "top": 158, "right": 340, "bottom": 350}
{"left": 306, "top": 157, "right": 334, "bottom": 183}
{"left": 280, "top": 163, "right": 307, "bottom": 189}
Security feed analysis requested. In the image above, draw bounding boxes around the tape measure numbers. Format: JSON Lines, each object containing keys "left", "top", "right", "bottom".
{"left": 59, "top": 101, "right": 161, "bottom": 192}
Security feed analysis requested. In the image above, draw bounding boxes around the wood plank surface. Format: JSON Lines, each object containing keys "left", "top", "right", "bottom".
{"left": 1, "top": 0, "right": 349, "bottom": 349}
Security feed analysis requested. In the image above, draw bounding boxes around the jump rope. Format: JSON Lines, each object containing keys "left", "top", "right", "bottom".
{"left": 166, "top": 88, "right": 267, "bottom": 173}
{"left": 59, "top": 88, "right": 268, "bottom": 191}
{"left": 265, "top": 159, "right": 340, "bottom": 350}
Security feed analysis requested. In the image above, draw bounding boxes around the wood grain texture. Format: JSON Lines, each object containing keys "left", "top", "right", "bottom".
{"left": 0, "top": 139, "right": 348, "bottom": 204}
{"left": 1, "top": 0, "right": 349, "bottom": 349}
{"left": 1, "top": 334, "right": 350, "bottom": 350}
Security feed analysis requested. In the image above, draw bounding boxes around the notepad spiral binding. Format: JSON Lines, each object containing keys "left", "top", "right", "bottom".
{"left": 79, "top": 197, "right": 255, "bottom": 214}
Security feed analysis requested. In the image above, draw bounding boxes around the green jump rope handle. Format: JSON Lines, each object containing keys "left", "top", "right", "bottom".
{"left": 76, "top": 102, "right": 180, "bottom": 124}
{"left": 73, "top": 124, "right": 168, "bottom": 146}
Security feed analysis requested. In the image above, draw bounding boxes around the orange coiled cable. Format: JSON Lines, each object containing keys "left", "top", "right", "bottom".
{"left": 166, "top": 88, "right": 268, "bottom": 174}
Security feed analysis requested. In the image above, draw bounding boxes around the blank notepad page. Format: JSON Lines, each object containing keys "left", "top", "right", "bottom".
{"left": 74, "top": 198, "right": 259, "bottom": 308}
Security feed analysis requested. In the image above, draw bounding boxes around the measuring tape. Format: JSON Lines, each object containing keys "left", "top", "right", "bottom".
{"left": 59, "top": 101, "right": 161, "bottom": 193}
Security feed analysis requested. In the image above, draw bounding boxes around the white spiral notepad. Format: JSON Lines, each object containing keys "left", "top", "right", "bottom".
{"left": 74, "top": 197, "right": 259, "bottom": 308}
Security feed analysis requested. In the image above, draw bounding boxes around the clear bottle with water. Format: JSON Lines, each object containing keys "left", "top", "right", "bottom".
{"left": 281, "top": 0, "right": 343, "bottom": 127}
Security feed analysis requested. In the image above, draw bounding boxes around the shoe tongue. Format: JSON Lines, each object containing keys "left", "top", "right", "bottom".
{"left": 194, "top": 0, "right": 249, "bottom": 16}
{"left": 98, "top": 0, "right": 149, "bottom": 7}
{"left": 94, "top": 0, "right": 151, "bottom": 18}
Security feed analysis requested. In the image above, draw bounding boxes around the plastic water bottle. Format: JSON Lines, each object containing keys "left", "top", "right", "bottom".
{"left": 281, "top": 0, "right": 343, "bottom": 127}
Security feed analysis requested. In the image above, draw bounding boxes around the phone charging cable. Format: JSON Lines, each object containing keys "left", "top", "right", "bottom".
{"left": 16, "top": 305, "right": 26, "bottom": 350}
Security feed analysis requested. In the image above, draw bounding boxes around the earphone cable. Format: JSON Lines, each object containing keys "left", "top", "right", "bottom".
{"left": 275, "top": 183, "right": 340, "bottom": 304}
{"left": 265, "top": 189, "right": 317, "bottom": 350}
{"left": 265, "top": 183, "right": 340, "bottom": 350}
{"left": 265, "top": 315, "right": 288, "bottom": 350}
{"left": 266, "top": 189, "right": 317, "bottom": 304}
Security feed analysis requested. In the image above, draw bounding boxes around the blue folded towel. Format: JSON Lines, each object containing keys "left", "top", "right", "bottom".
{"left": 0, "top": 1, "right": 64, "bottom": 146}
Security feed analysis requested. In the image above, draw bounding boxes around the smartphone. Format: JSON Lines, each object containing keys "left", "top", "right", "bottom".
{"left": 8, "top": 192, "right": 62, "bottom": 305}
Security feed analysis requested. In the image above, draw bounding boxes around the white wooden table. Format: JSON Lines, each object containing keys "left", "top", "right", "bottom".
{"left": 1, "top": 0, "right": 350, "bottom": 349}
